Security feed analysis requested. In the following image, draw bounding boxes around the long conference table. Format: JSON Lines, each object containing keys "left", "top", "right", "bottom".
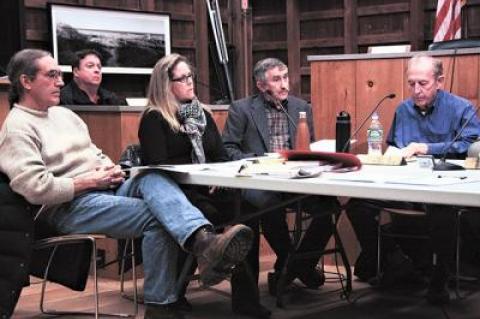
{"left": 158, "top": 160, "right": 480, "bottom": 208}
{"left": 145, "top": 159, "right": 480, "bottom": 304}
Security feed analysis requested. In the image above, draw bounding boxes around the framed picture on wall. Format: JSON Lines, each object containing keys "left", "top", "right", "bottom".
{"left": 48, "top": 3, "right": 171, "bottom": 74}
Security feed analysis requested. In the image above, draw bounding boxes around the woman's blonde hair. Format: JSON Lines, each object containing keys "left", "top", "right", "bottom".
{"left": 146, "top": 53, "right": 193, "bottom": 131}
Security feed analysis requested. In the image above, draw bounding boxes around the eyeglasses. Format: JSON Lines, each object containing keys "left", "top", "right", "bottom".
{"left": 44, "top": 70, "right": 63, "bottom": 81}
{"left": 171, "top": 73, "right": 194, "bottom": 84}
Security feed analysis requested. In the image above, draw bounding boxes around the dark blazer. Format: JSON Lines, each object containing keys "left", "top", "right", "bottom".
{"left": 222, "top": 94, "right": 315, "bottom": 160}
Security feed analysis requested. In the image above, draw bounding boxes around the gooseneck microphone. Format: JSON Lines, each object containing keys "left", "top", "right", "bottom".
{"left": 264, "top": 90, "right": 297, "bottom": 129}
{"left": 433, "top": 105, "right": 480, "bottom": 171}
{"left": 341, "top": 93, "right": 396, "bottom": 152}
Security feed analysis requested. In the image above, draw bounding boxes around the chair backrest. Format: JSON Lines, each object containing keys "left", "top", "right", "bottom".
{"left": 428, "top": 39, "right": 480, "bottom": 51}
{"left": 119, "top": 144, "right": 143, "bottom": 169}
{"left": 0, "top": 172, "right": 34, "bottom": 318}
{"left": 0, "top": 172, "right": 92, "bottom": 292}
{"left": 31, "top": 216, "right": 92, "bottom": 291}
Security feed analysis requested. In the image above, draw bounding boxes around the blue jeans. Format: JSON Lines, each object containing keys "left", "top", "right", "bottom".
{"left": 46, "top": 172, "right": 211, "bottom": 305}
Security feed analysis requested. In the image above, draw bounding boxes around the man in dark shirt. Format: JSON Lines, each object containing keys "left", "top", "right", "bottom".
{"left": 60, "top": 49, "right": 126, "bottom": 105}
{"left": 347, "top": 53, "right": 480, "bottom": 305}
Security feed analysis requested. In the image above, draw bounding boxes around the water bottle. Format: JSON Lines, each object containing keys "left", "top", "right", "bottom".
{"left": 295, "top": 112, "right": 310, "bottom": 151}
{"left": 336, "top": 111, "right": 351, "bottom": 153}
{"left": 367, "top": 112, "right": 383, "bottom": 155}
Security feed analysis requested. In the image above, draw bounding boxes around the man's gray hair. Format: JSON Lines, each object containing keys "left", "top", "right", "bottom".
{"left": 6, "top": 49, "right": 51, "bottom": 109}
{"left": 253, "top": 58, "right": 287, "bottom": 82}
{"left": 408, "top": 53, "right": 443, "bottom": 79}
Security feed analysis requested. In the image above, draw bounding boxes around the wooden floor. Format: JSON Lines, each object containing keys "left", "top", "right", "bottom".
{"left": 13, "top": 256, "right": 480, "bottom": 319}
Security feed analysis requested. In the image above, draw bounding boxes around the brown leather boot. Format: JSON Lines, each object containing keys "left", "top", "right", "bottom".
{"left": 192, "top": 224, "right": 253, "bottom": 287}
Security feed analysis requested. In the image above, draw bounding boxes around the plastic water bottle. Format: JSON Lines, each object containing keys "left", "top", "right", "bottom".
{"left": 295, "top": 112, "right": 310, "bottom": 151}
{"left": 367, "top": 112, "right": 383, "bottom": 155}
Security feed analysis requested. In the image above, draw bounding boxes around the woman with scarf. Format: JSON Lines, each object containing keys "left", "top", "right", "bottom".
{"left": 138, "top": 54, "right": 270, "bottom": 319}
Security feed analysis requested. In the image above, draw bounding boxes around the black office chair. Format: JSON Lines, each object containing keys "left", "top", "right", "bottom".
{"left": 32, "top": 204, "right": 139, "bottom": 318}
{"left": 0, "top": 173, "right": 34, "bottom": 318}
{"left": 376, "top": 206, "right": 467, "bottom": 298}
{"left": 0, "top": 172, "right": 139, "bottom": 318}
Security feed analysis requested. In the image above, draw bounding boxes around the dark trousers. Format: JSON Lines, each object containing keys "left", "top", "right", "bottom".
{"left": 346, "top": 199, "right": 457, "bottom": 273}
{"left": 244, "top": 191, "right": 339, "bottom": 273}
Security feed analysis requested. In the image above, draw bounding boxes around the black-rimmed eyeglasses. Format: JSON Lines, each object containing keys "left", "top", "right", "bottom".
{"left": 171, "top": 73, "right": 194, "bottom": 84}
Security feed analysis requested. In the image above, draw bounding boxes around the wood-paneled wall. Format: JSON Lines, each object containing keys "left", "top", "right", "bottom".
{"left": 2, "top": 0, "right": 212, "bottom": 102}
{"left": 2, "top": 1, "right": 480, "bottom": 104}
{"left": 251, "top": 0, "right": 480, "bottom": 102}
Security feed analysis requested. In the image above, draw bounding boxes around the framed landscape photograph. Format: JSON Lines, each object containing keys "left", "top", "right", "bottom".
{"left": 48, "top": 3, "right": 171, "bottom": 74}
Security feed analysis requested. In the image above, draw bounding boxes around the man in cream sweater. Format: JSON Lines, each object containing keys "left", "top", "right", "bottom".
{"left": 0, "top": 49, "right": 253, "bottom": 319}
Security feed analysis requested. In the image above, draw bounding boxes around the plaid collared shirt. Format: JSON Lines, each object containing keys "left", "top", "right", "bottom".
{"left": 265, "top": 103, "right": 291, "bottom": 152}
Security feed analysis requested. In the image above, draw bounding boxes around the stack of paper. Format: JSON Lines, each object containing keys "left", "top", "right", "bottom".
{"left": 238, "top": 161, "right": 330, "bottom": 179}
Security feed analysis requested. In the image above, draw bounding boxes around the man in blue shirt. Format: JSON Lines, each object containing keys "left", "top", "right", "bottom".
{"left": 347, "top": 54, "right": 480, "bottom": 305}
{"left": 387, "top": 55, "right": 478, "bottom": 157}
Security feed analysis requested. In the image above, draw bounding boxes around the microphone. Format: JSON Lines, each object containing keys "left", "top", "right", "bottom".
{"left": 341, "top": 93, "right": 396, "bottom": 152}
{"left": 264, "top": 90, "right": 297, "bottom": 129}
{"left": 433, "top": 104, "right": 480, "bottom": 171}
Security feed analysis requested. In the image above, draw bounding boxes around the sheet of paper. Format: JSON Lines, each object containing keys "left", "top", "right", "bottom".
{"left": 384, "top": 175, "right": 480, "bottom": 186}
{"left": 310, "top": 139, "right": 357, "bottom": 152}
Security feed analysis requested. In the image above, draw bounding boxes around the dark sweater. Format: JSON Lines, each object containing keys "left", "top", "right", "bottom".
{"left": 138, "top": 108, "right": 228, "bottom": 165}
{"left": 60, "top": 81, "right": 127, "bottom": 106}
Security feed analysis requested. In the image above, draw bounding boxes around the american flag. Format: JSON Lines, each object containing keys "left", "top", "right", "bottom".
{"left": 433, "top": 0, "right": 466, "bottom": 42}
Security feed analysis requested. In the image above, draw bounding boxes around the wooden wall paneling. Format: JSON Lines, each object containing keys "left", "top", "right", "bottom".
{"left": 140, "top": 0, "right": 155, "bottom": 11}
{"left": 230, "top": 0, "right": 253, "bottom": 98}
{"left": 251, "top": 0, "right": 287, "bottom": 66}
{"left": 286, "top": 0, "right": 300, "bottom": 97}
{"left": 310, "top": 61, "right": 356, "bottom": 141}
{"left": 465, "top": 1, "right": 480, "bottom": 38}
{"left": 436, "top": 55, "right": 454, "bottom": 95}
{"left": 355, "top": 58, "right": 404, "bottom": 152}
{"left": 78, "top": 112, "right": 123, "bottom": 161}
{"left": 344, "top": 0, "right": 358, "bottom": 53}
{"left": 194, "top": 0, "right": 210, "bottom": 103}
{"left": 450, "top": 55, "right": 480, "bottom": 107}
{"left": 210, "top": 110, "right": 228, "bottom": 132}
{"left": 0, "top": 81, "right": 10, "bottom": 126}
{"left": 409, "top": 0, "right": 424, "bottom": 51}
{"left": 401, "top": 57, "right": 411, "bottom": 101}
{"left": 157, "top": 0, "right": 193, "bottom": 12}
{"left": 0, "top": 1, "right": 25, "bottom": 73}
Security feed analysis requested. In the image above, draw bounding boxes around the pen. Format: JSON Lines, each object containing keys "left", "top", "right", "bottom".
{"left": 237, "top": 164, "right": 247, "bottom": 174}
{"left": 437, "top": 175, "right": 467, "bottom": 180}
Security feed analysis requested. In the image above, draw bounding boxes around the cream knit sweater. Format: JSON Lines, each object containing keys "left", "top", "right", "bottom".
{"left": 0, "top": 104, "right": 113, "bottom": 205}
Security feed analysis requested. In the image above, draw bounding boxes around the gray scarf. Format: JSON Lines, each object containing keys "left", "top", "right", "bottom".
{"left": 178, "top": 99, "right": 207, "bottom": 163}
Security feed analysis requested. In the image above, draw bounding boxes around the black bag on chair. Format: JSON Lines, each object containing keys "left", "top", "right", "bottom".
{"left": 0, "top": 173, "right": 34, "bottom": 318}
{"left": 30, "top": 217, "right": 92, "bottom": 291}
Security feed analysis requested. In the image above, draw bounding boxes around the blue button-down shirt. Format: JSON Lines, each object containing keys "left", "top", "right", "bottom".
{"left": 386, "top": 90, "right": 480, "bottom": 157}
